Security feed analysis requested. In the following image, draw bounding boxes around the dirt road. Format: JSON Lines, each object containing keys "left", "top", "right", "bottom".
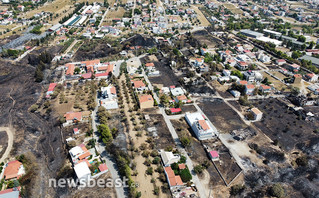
{"left": 0, "top": 127, "right": 14, "bottom": 163}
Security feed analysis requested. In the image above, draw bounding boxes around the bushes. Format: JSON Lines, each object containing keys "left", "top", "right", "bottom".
{"left": 269, "top": 183, "right": 285, "bottom": 198}
{"left": 180, "top": 168, "right": 192, "bottom": 182}
{"left": 30, "top": 25, "right": 43, "bottom": 35}
{"left": 230, "top": 184, "right": 246, "bottom": 195}
{"left": 180, "top": 136, "right": 191, "bottom": 148}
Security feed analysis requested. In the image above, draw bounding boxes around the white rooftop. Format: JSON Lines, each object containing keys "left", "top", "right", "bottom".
{"left": 74, "top": 162, "right": 91, "bottom": 180}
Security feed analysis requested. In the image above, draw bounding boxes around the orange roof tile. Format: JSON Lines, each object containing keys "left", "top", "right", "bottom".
{"left": 178, "top": 164, "right": 186, "bottom": 170}
{"left": 98, "top": 66, "right": 108, "bottom": 71}
{"left": 66, "top": 63, "right": 75, "bottom": 75}
{"left": 110, "top": 87, "right": 116, "bottom": 94}
{"left": 82, "top": 59, "right": 100, "bottom": 66}
{"left": 145, "top": 63, "right": 154, "bottom": 67}
{"left": 132, "top": 80, "right": 146, "bottom": 88}
{"left": 3, "top": 160, "right": 23, "bottom": 180}
{"left": 78, "top": 151, "right": 91, "bottom": 160}
{"left": 175, "top": 176, "right": 183, "bottom": 186}
{"left": 177, "top": 95, "right": 187, "bottom": 101}
{"left": 64, "top": 112, "right": 82, "bottom": 121}
{"left": 139, "top": 95, "right": 153, "bottom": 103}
{"left": 198, "top": 120, "right": 210, "bottom": 131}
{"left": 107, "top": 64, "right": 114, "bottom": 73}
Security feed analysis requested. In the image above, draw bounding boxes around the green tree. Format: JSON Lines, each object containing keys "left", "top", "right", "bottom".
{"left": 180, "top": 136, "right": 191, "bottom": 147}
{"left": 98, "top": 124, "right": 113, "bottom": 145}
{"left": 180, "top": 168, "right": 192, "bottom": 182}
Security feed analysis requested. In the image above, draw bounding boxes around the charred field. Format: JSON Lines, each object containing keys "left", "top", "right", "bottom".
{"left": 0, "top": 55, "right": 66, "bottom": 197}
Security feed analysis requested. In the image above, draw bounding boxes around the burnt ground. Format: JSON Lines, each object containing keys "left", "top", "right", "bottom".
{"left": 0, "top": 131, "right": 8, "bottom": 159}
{"left": 73, "top": 39, "right": 120, "bottom": 61}
{"left": 181, "top": 104, "right": 197, "bottom": 113}
{"left": 198, "top": 99, "right": 247, "bottom": 133}
{"left": 0, "top": 59, "right": 66, "bottom": 197}
{"left": 252, "top": 99, "right": 319, "bottom": 151}
{"left": 149, "top": 114, "right": 175, "bottom": 150}
{"left": 141, "top": 55, "right": 181, "bottom": 87}
{"left": 122, "top": 34, "right": 156, "bottom": 47}
{"left": 192, "top": 30, "right": 224, "bottom": 48}
{"left": 0, "top": 35, "right": 20, "bottom": 46}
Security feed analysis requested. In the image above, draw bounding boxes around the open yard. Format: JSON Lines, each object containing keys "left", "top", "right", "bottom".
{"left": 223, "top": 3, "right": 243, "bottom": 14}
{"left": 105, "top": 7, "right": 125, "bottom": 19}
{"left": 262, "top": 72, "right": 288, "bottom": 91}
{"left": 149, "top": 114, "right": 175, "bottom": 149}
{"left": 198, "top": 99, "right": 247, "bottom": 133}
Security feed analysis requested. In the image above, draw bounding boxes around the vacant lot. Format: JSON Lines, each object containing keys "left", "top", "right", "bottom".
{"left": 253, "top": 99, "right": 319, "bottom": 151}
{"left": 198, "top": 99, "right": 247, "bottom": 133}
{"left": 143, "top": 57, "right": 181, "bottom": 87}
{"left": 149, "top": 114, "right": 175, "bottom": 149}
{"left": 262, "top": 72, "right": 287, "bottom": 91}
{"left": 105, "top": 7, "right": 125, "bottom": 19}
{"left": 192, "top": 30, "right": 223, "bottom": 48}
{"left": 192, "top": 5, "right": 210, "bottom": 26}
{"left": 181, "top": 104, "right": 197, "bottom": 113}
{"left": 223, "top": 3, "right": 243, "bottom": 14}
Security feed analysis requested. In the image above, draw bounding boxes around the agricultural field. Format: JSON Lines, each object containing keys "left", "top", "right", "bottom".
{"left": 223, "top": 3, "right": 243, "bottom": 14}
{"left": 191, "top": 5, "right": 211, "bottom": 27}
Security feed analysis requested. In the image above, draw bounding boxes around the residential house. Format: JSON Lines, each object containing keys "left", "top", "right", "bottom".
{"left": 100, "top": 86, "right": 118, "bottom": 109}
{"left": 259, "top": 84, "right": 272, "bottom": 94}
{"left": 236, "top": 61, "right": 248, "bottom": 70}
{"left": 74, "top": 161, "right": 91, "bottom": 182}
{"left": 64, "top": 112, "right": 82, "bottom": 125}
{"left": 160, "top": 151, "right": 180, "bottom": 166}
{"left": 195, "top": 58, "right": 204, "bottom": 67}
{"left": 175, "top": 95, "right": 188, "bottom": 103}
{"left": 132, "top": 80, "right": 146, "bottom": 91}
{"left": 73, "top": 128, "right": 80, "bottom": 135}
{"left": 245, "top": 84, "right": 255, "bottom": 95}
{"left": 185, "top": 112, "right": 215, "bottom": 140}
{"left": 69, "top": 144, "right": 92, "bottom": 165}
{"left": 209, "top": 151, "right": 219, "bottom": 161}
{"left": 288, "top": 64, "right": 300, "bottom": 72}
{"left": 170, "top": 108, "right": 182, "bottom": 114}
{"left": 164, "top": 166, "right": 184, "bottom": 189}
{"left": 304, "top": 73, "right": 318, "bottom": 82}
{"left": 0, "top": 187, "right": 21, "bottom": 198}
{"left": 170, "top": 87, "right": 185, "bottom": 96}
{"left": 46, "top": 83, "right": 57, "bottom": 98}
{"left": 251, "top": 107, "right": 263, "bottom": 121}
{"left": 276, "top": 59, "right": 286, "bottom": 65}
{"left": 3, "top": 160, "right": 25, "bottom": 180}
{"left": 227, "top": 59, "right": 236, "bottom": 67}
{"left": 139, "top": 95, "right": 154, "bottom": 109}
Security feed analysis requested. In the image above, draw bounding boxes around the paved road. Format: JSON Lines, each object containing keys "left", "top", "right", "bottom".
{"left": 0, "top": 127, "right": 14, "bottom": 164}
{"left": 89, "top": 95, "right": 127, "bottom": 198}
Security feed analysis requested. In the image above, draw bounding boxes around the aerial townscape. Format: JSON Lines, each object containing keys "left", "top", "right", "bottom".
{"left": 0, "top": 0, "right": 319, "bottom": 197}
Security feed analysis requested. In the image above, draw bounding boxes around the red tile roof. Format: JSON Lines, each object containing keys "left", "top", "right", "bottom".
{"left": 139, "top": 95, "right": 153, "bottom": 103}
{"left": 78, "top": 151, "right": 91, "bottom": 160}
{"left": 110, "top": 87, "right": 116, "bottom": 94}
{"left": 177, "top": 95, "right": 187, "bottom": 101}
{"left": 178, "top": 164, "right": 186, "bottom": 170}
{"left": 48, "top": 83, "right": 57, "bottom": 92}
{"left": 81, "top": 72, "right": 92, "bottom": 79}
{"left": 145, "top": 63, "right": 154, "bottom": 67}
{"left": 132, "top": 80, "right": 146, "bottom": 89}
{"left": 95, "top": 72, "right": 109, "bottom": 77}
{"left": 64, "top": 112, "right": 82, "bottom": 121}
{"left": 170, "top": 108, "right": 181, "bottom": 113}
{"left": 82, "top": 59, "right": 100, "bottom": 66}
{"left": 97, "top": 66, "right": 108, "bottom": 71}
{"left": 209, "top": 151, "right": 219, "bottom": 158}
{"left": 3, "top": 160, "right": 23, "bottom": 180}
{"left": 99, "top": 164, "right": 108, "bottom": 172}
{"left": 66, "top": 63, "right": 75, "bottom": 75}
{"left": 198, "top": 120, "right": 210, "bottom": 131}
{"left": 245, "top": 84, "right": 255, "bottom": 89}
{"left": 164, "top": 166, "right": 183, "bottom": 186}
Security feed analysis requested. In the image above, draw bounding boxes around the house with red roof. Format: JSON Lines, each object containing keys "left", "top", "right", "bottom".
{"left": 259, "top": 84, "right": 272, "bottom": 94}
{"left": 64, "top": 112, "right": 82, "bottom": 125}
{"left": 276, "top": 59, "right": 286, "bottom": 66}
{"left": 164, "top": 166, "right": 184, "bottom": 189}
{"left": 304, "top": 73, "right": 318, "bottom": 82}
{"left": 69, "top": 144, "right": 92, "bottom": 165}
{"left": 139, "top": 95, "right": 154, "bottom": 109}
{"left": 170, "top": 108, "right": 182, "bottom": 114}
{"left": 209, "top": 151, "right": 219, "bottom": 161}
{"left": 245, "top": 84, "right": 255, "bottom": 95}
{"left": 3, "top": 160, "right": 25, "bottom": 181}
{"left": 132, "top": 80, "right": 146, "bottom": 91}
{"left": 0, "top": 187, "right": 21, "bottom": 198}
{"left": 46, "top": 83, "right": 57, "bottom": 97}
{"left": 237, "top": 61, "right": 248, "bottom": 70}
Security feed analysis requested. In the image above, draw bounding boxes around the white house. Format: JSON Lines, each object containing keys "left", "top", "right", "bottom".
{"left": 160, "top": 151, "right": 180, "bottom": 166}
{"left": 251, "top": 108, "right": 262, "bottom": 121}
{"left": 185, "top": 112, "right": 215, "bottom": 140}
{"left": 74, "top": 162, "right": 91, "bottom": 182}
{"left": 100, "top": 86, "right": 118, "bottom": 109}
